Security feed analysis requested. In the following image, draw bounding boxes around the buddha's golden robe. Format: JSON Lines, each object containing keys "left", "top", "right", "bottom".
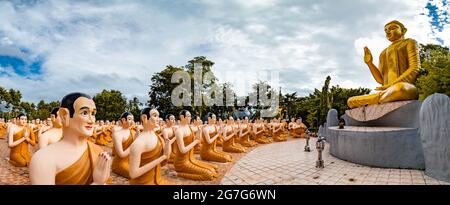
{"left": 348, "top": 38, "right": 420, "bottom": 108}
{"left": 9, "top": 127, "right": 36, "bottom": 167}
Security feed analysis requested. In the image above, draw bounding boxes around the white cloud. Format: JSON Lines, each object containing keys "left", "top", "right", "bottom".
{"left": 0, "top": 0, "right": 446, "bottom": 105}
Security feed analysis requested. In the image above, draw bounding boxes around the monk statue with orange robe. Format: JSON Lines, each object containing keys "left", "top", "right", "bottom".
{"left": 237, "top": 117, "right": 257, "bottom": 147}
{"left": 191, "top": 116, "right": 203, "bottom": 154}
{"left": 29, "top": 92, "right": 112, "bottom": 185}
{"left": 95, "top": 120, "right": 109, "bottom": 146}
{"left": 200, "top": 113, "right": 233, "bottom": 163}
{"left": 161, "top": 114, "right": 177, "bottom": 164}
{"left": 128, "top": 108, "right": 175, "bottom": 185}
{"left": 347, "top": 20, "right": 420, "bottom": 108}
{"left": 111, "top": 112, "right": 136, "bottom": 179}
{"left": 173, "top": 110, "right": 219, "bottom": 181}
{"left": 8, "top": 113, "right": 36, "bottom": 167}
{"left": 222, "top": 117, "right": 246, "bottom": 153}
{"left": 0, "top": 117, "right": 7, "bottom": 139}
{"left": 37, "top": 107, "right": 63, "bottom": 149}
{"left": 252, "top": 118, "right": 272, "bottom": 144}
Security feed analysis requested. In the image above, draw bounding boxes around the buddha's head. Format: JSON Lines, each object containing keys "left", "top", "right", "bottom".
{"left": 17, "top": 113, "right": 27, "bottom": 127}
{"left": 59, "top": 92, "right": 96, "bottom": 138}
{"left": 0, "top": 118, "right": 4, "bottom": 123}
{"left": 140, "top": 107, "right": 159, "bottom": 130}
{"left": 243, "top": 116, "right": 249, "bottom": 124}
{"left": 179, "top": 110, "right": 191, "bottom": 125}
{"left": 119, "top": 112, "right": 134, "bottom": 128}
{"left": 384, "top": 20, "right": 407, "bottom": 42}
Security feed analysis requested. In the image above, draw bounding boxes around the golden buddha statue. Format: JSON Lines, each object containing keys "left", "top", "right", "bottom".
{"left": 29, "top": 92, "right": 112, "bottom": 185}
{"left": 200, "top": 113, "right": 233, "bottom": 163}
{"left": 8, "top": 113, "right": 36, "bottom": 167}
{"left": 128, "top": 108, "right": 175, "bottom": 185}
{"left": 348, "top": 20, "right": 420, "bottom": 108}
{"left": 111, "top": 112, "right": 136, "bottom": 179}
{"left": 173, "top": 110, "right": 219, "bottom": 181}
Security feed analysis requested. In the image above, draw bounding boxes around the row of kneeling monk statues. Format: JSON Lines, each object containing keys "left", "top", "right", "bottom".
{"left": 0, "top": 92, "right": 308, "bottom": 185}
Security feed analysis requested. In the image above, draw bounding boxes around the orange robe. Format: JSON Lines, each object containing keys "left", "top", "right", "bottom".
{"left": 237, "top": 126, "right": 257, "bottom": 147}
{"left": 9, "top": 127, "right": 36, "bottom": 167}
{"left": 223, "top": 129, "right": 246, "bottom": 153}
{"left": 129, "top": 136, "right": 172, "bottom": 185}
{"left": 200, "top": 126, "right": 232, "bottom": 163}
{"left": 112, "top": 130, "right": 135, "bottom": 179}
{"left": 0, "top": 122, "right": 7, "bottom": 139}
{"left": 95, "top": 126, "right": 109, "bottom": 146}
{"left": 55, "top": 141, "right": 107, "bottom": 185}
{"left": 173, "top": 128, "right": 219, "bottom": 181}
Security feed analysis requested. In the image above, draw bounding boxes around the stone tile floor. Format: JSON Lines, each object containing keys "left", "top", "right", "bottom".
{"left": 1, "top": 137, "right": 448, "bottom": 185}
{"left": 220, "top": 137, "right": 449, "bottom": 185}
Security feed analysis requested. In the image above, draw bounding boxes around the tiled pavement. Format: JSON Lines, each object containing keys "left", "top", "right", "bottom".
{"left": 220, "top": 137, "right": 450, "bottom": 185}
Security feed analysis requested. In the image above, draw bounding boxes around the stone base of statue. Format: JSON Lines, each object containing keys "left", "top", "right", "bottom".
{"left": 327, "top": 100, "right": 425, "bottom": 169}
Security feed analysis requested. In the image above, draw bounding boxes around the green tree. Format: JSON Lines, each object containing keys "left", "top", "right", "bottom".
{"left": 126, "top": 97, "right": 143, "bottom": 121}
{"left": 93, "top": 90, "right": 127, "bottom": 121}
{"left": 148, "top": 65, "right": 185, "bottom": 117}
{"left": 416, "top": 44, "right": 450, "bottom": 100}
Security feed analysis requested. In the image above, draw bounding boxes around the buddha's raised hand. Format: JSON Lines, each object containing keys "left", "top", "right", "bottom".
{"left": 364, "top": 46, "right": 373, "bottom": 64}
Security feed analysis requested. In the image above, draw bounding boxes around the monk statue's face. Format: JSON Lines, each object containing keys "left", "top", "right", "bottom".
{"left": 122, "top": 115, "right": 134, "bottom": 127}
{"left": 384, "top": 22, "right": 404, "bottom": 42}
{"left": 67, "top": 97, "right": 96, "bottom": 138}
{"left": 19, "top": 116, "right": 27, "bottom": 126}
{"left": 209, "top": 114, "right": 217, "bottom": 124}
{"left": 180, "top": 111, "right": 191, "bottom": 124}
{"left": 51, "top": 114, "right": 62, "bottom": 128}
{"left": 168, "top": 115, "right": 175, "bottom": 125}
{"left": 145, "top": 109, "right": 159, "bottom": 128}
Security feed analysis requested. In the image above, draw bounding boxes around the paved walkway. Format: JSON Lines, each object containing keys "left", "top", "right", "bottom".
{"left": 220, "top": 137, "right": 449, "bottom": 185}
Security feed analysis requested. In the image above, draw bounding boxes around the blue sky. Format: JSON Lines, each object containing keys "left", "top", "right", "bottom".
{"left": 0, "top": 0, "right": 449, "bottom": 103}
